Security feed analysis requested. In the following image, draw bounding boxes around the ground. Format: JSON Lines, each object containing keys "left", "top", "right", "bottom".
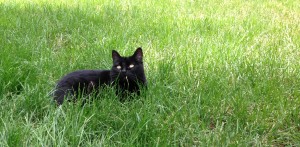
{"left": 0, "top": 0, "right": 299, "bottom": 146}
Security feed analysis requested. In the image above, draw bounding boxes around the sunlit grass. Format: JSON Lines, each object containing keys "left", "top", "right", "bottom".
{"left": 0, "top": 0, "right": 299, "bottom": 146}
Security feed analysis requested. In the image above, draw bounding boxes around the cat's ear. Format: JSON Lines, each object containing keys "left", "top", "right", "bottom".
{"left": 112, "top": 50, "right": 121, "bottom": 61}
{"left": 133, "top": 47, "right": 143, "bottom": 62}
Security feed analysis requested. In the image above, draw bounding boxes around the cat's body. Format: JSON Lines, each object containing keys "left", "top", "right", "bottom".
{"left": 54, "top": 48, "right": 146, "bottom": 105}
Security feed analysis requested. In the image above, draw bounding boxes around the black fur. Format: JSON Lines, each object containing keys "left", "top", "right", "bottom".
{"left": 54, "top": 47, "right": 147, "bottom": 105}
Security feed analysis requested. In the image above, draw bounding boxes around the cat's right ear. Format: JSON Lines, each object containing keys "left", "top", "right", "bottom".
{"left": 112, "top": 50, "right": 121, "bottom": 61}
{"left": 133, "top": 47, "right": 143, "bottom": 62}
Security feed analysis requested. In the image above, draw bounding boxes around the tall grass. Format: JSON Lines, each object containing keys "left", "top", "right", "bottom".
{"left": 0, "top": 0, "right": 299, "bottom": 146}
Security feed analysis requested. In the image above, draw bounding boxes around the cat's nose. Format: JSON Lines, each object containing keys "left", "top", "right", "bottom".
{"left": 121, "top": 69, "right": 126, "bottom": 73}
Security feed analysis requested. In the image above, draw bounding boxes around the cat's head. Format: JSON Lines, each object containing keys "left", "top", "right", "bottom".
{"left": 110, "top": 47, "right": 146, "bottom": 83}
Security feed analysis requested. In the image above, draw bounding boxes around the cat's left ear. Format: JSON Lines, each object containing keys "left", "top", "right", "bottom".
{"left": 133, "top": 47, "right": 143, "bottom": 62}
{"left": 112, "top": 50, "right": 121, "bottom": 61}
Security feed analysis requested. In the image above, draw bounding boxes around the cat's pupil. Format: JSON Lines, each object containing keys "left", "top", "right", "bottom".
{"left": 116, "top": 64, "right": 134, "bottom": 70}
{"left": 129, "top": 64, "right": 134, "bottom": 68}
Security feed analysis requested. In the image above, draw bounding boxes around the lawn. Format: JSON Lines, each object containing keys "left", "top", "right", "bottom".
{"left": 0, "top": 0, "right": 299, "bottom": 146}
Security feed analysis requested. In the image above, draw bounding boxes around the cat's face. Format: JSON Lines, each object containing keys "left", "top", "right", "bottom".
{"left": 110, "top": 47, "right": 144, "bottom": 82}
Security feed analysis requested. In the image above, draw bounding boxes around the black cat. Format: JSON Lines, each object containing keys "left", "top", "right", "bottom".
{"left": 54, "top": 47, "right": 147, "bottom": 105}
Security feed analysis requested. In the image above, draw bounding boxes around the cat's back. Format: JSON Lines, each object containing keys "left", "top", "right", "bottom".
{"left": 57, "top": 70, "right": 111, "bottom": 87}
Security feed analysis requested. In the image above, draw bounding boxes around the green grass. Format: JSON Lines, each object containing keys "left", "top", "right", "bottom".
{"left": 0, "top": 0, "right": 300, "bottom": 146}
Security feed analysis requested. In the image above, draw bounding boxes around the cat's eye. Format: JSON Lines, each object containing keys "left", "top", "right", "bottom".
{"left": 129, "top": 64, "right": 134, "bottom": 68}
{"left": 116, "top": 65, "right": 121, "bottom": 69}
